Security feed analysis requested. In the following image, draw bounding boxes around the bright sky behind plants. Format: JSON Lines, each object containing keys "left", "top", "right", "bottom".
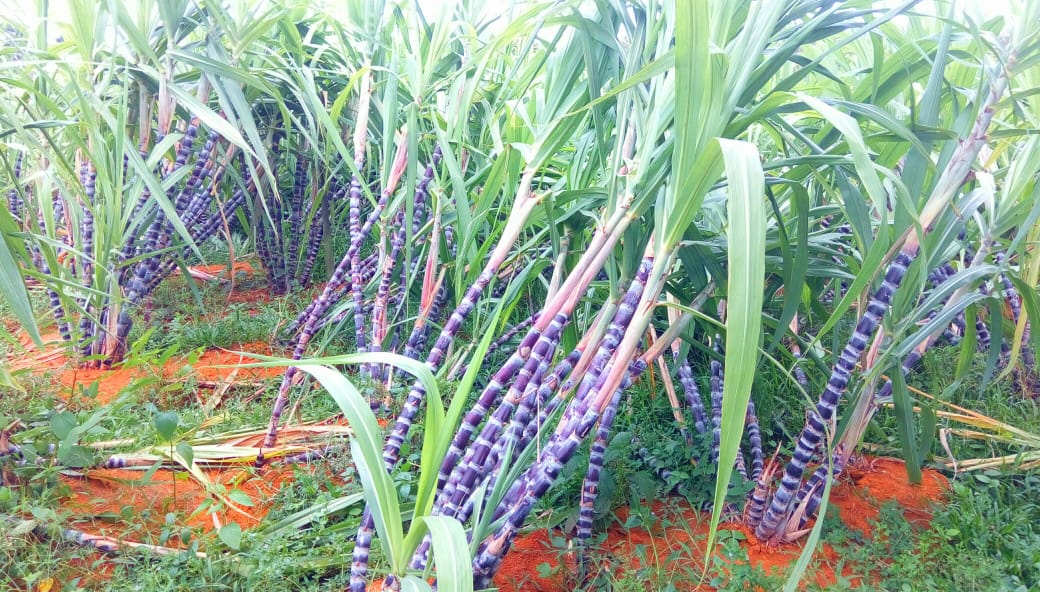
{"left": 0, "top": 0, "right": 1018, "bottom": 34}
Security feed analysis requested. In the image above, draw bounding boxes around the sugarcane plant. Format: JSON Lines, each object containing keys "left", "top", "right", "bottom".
{"left": 235, "top": 0, "right": 989, "bottom": 588}
{"left": 0, "top": 2, "right": 308, "bottom": 367}
{"left": 5, "top": 1, "right": 1040, "bottom": 590}
{"left": 339, "top": 0, "right": 821, "bottom": 588}
{"left": 0, "top": 1, "right": 350, "bottom": 368}
{"left": 747, "top": 11, "right": 1040, "bottom": 544}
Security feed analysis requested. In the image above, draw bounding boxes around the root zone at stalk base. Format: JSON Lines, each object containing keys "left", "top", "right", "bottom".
{"left": 493, "top": 457, "right": 948, "bottom": 592}
{"left": 41, "top": 456, "right": 943, "bottom": 591}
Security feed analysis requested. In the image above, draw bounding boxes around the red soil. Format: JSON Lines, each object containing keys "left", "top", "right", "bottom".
{"left": 7, "top": 334, "right": 280, "bottom": 405}
{"left": 188, "top": 261, "right": 255, "bottom": 279}
{"left": 61, "top": 464, "right": 301, "bottom": 538}
{"left": 53, "top": 455, "right": 944, "bottom": 592}
{"left": 54, "top": 343, "right": 283, "bottom": 405}
{"left": 492, "top": 457, "right": 948, "bottom": 592}
{"left": 225, "top": 286, "right": 274, "bottom": 307}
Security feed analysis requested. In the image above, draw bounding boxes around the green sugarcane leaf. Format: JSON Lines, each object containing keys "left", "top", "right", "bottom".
{"left": 400, "top": 577, "right": 432, "bottom": 592}
{"left": 164, "top": 84, "right": 252, "bottom": 156}
{"left": 799, "top": 94, "right": 888, "bottom": 218}
{"left": 176, "top": 442, "right": 193, "bottom": 469}
{"left": 898, "top": 12, "right": 951, "bottom": 206}
{"left": 565, "top": 51, "right": 674, "bottom": 117}
{"left": 892, "top": 364, "right": 922, "bottom": 484}
{"left": 706, "top": 138, "right": 766, "bottom": 561}
{"left": 982, "top": 298, "right": 1004, "bottom": 387}
{"left": 295, "top": 364, "right": 404, "bottom": 571}
{"left": 422, "top": 516, "right": 473, "bottom": 592}
{"left": 258, "top": 493, "right": 364, "bottom": 535}
{"left": 767, "top": 182, "right": 809, "bottom": 354}
{"left": 156, "top": 0, "right": 190, "bottom": 42}
{"left": 955, "top": 306, "right": 979, "bottom": 383}
{"left": 239, "top": 352, "right": 439, "bottom": 415}
{"left": 0, "top": 210, "right": 40, "bottom": 347}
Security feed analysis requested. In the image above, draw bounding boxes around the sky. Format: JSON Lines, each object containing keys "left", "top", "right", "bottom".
{"left": 0, "top": 0, "right": 1019, "bottom": 29}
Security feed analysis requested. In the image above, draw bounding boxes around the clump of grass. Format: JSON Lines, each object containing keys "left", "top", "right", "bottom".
{"left": 816, "top": 498, "right": 1031, "bottom": 591}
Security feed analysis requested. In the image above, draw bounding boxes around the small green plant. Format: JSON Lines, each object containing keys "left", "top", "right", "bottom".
{"left": 707, "top": 530, "right": 786, "bottom": 591}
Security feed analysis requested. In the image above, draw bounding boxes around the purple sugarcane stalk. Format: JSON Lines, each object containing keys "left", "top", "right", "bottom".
{"left": 254, "top": 212, "right": 275, "bottom": 288}
{"left": 39, "top": 257, "right": 71, "bottom": 342}
{"left": 285, "top": 154, "right": 308, "bottom": 283}
{"left": 709, "top": 341, "right": 724, "bottom": 466}
{"left": 997, "top": 252, "right": 1035, "bottom": 371}
{"left": 761, "top": 56, "right": 1012, "bottom": 538}
{"left": 432, "top": 258, "right": 649, "bottom": 531}
{"left": 32, "top": 205, "right": 71, "bottom": 342}
{"left": 404, "top": 277, "right": 447, "bottom": 361}
{"left": 268, "top": 191, "right": 288, "bottom": 294}
{"left": 362, "top": 185, "right": 636, "bottom": 591}
{"left": 495, "top": 331, "right": 652, "bottom": 520}
{"left": 263, "top": 166, "right": 401, "bottom": 449}
{"left": 794, "top": 452, "right": 852, "bottom": 529}
{"left": 134, "top": 121, "right": 199, "bottom": 260}
{"left": 77, "top": 162, "right": 97, "bottom": 357}
{"left": 452, "top": 313, "right": 540, "bottom": 380}
{"left": 286, "top": 253, "right": 380, "bottom": 337}
{"left": 168, "top": 130, "right": 218, "bottom": 220}
{"left": 147, "top": 184, "right": 253, "bottom": 291}
{"left": 443, "top": 349, "right": 584, "bottom": 532}
{"left": 974, "top": 282, "right": 993, "bottom": 352}
{"left": 52, "top": 191, "right": 72, "bottom": 277}
{"left": 7, "top": 151, "right": 23, "bottom": 222}
{"left": 437, "top": 314, "right": 567, "bottom": 520}
{"left": 113, "top": 129, "right": 220, "bottom": 357}
{"left": 745, "top": 458, "right": 777, "bottom": 529}
{"left": 746, "top": 400, "right": 764, "bottom": 482}
{"left": 570, "top": 259, "right": 653, "bottom": 407}
{"left": 799, "top": 282, "right": 994, "bottom": 526}
{"left": 755, "top": 250, "right": 915, "bottom": 540}
{"left": 124, "top": 124, "right": 207, "bottom": 306}
{"left": 435, "top": 329, "right": 544, "bottom": 495}
{"left": 379, "top": 180, "right": 543, "bottom": 467}
{"left": 181, "top": 146, "right": 236, "bottom": 233}
{"left": 492, "top": 347, "right": 584, "bottom": 488}
{"left": 352, "top": 176, "right": 545, "bottom": 592}
{"left": 348, "top": 175, "right": 368, "bottom": 356}
{"left": 472, "top": 360, "right": 648, "bottom": 589}
{"left": 402, "top": 329, "right": 568, "bottom": 576}
{"left": 104, "top": 185, "right": 250, "bottom": 365}
{"left": 576, "top": 385, "right": 623, "bottom": 555}
{"left": 297, "top": 196, "right": 327, "bottom": 287}
{"left": 677, "top": 356, "right": 707, "bottom": 435}
{"left": 507, "top": 300, "right": 628, "bottom": 475}
{"left": 370, "top": 147, "right": 441, "bottom": 378}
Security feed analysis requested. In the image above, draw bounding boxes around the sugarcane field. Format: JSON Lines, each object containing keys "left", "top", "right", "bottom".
{"left": 2, "top": 1, "right": 1040, "bottom": 590}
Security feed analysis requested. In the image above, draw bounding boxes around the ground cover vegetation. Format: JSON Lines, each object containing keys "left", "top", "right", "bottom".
{"left": 2, "top": 0, "right": 1040, "bottom": 590}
